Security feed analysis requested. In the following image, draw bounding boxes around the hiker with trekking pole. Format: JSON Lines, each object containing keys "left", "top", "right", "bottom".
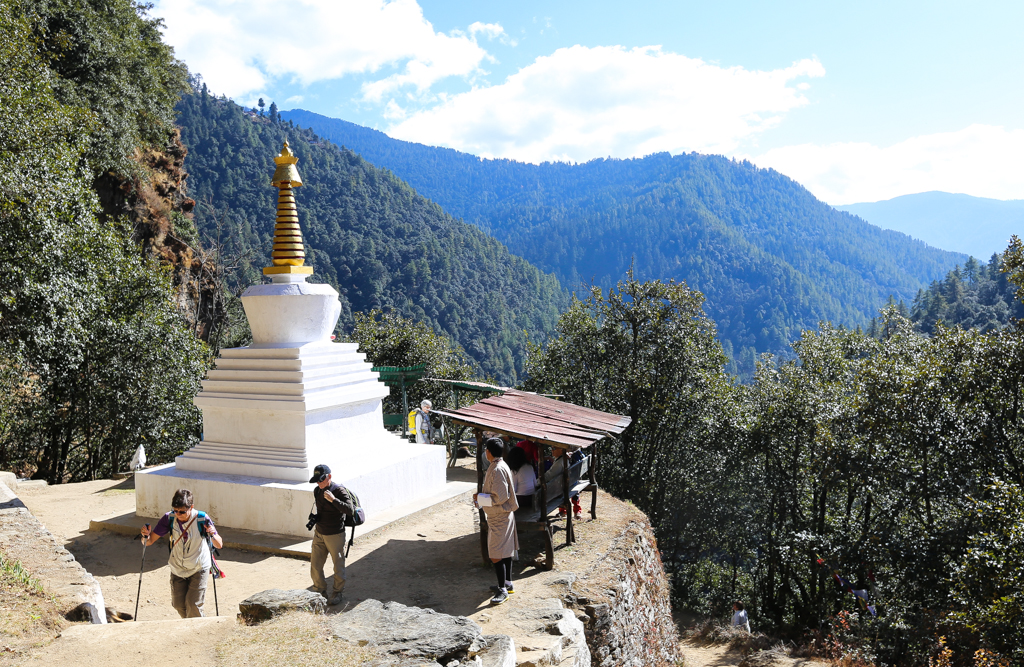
{"left": 139, "top": 489, "right": 224, "bottom": 618}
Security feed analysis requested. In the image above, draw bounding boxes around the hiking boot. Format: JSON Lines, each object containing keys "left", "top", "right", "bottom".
{"left": 491, "top": 584, "right": 514, "bottom": 595}
{"left": 328, "top": 592, "right": 344, "bottom": 605}
{"left": 490, "top": 588, "right": 508, "bottom": 605}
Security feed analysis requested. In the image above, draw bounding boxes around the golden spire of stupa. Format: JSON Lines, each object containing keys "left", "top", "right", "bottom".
{"left": 264, "top": 141, "right": 313, "bottom": 277}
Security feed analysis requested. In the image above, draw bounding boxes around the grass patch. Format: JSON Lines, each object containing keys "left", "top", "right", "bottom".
{"left": 0, "top": 550, "right": 68, "bottom": 660}
{"left": 215, "top": 612, "right": 380, "bottom": 667}
{"left": 685, "top": 620, "right": 773, "bottom": 653}
{"left": 99, "top": 489, "right": 135, "bottom": 496}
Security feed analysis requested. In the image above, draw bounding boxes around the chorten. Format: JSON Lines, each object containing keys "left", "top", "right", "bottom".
{"left": 135, "top": 142, "right": 447, "bottom": 537}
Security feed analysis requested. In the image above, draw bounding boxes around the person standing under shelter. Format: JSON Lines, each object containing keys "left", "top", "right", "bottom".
{"left": 475, "top": 438, "right": 519, "bottom": 605}
{"left": 139, "top": 489, "right": 223, "bottom": 618}
{"left": 413, "top": 399, "right": 435, "bottom": 444}
{"left": 309, "top": 464, "right": 356, "bottom": 605}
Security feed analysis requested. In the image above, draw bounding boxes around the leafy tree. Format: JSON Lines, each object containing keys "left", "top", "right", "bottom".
{"left": 347, "top": 309, "right": 474, "bottom": 417}
{"left": 949, "top": 479, "right": 1024, "bottom": 664}
{"left": 526, "top": 273, "right": 745, "bottom": 612}
{"left": 0, "top": 0, "right": 207, "bottom": 482}
{"left": 15, "top": 0, "right": 189, "bottom": 179}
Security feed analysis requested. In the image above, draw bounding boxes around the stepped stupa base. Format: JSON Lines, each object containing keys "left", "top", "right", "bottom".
{"left": 136, "top": 440, "right": 445, "bottom": 538}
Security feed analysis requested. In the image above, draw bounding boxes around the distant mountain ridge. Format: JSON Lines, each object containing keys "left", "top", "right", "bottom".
{"left": 177, "top": 93, "right": 568, "bottom": 383}
{"left": 837, "top": 191, "right": 1024, "bottom": 259}
{"left": 281, "top": 109, "right": 966, "bottom": 374}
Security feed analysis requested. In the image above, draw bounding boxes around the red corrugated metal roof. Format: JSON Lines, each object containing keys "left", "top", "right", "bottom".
{"left": 433, "top": 389, "right": 630, "bottom": 449}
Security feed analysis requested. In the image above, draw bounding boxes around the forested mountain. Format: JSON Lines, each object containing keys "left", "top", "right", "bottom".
{"left": 839, "top": 191, "right": 1024, "bottom": 259}
{"left": 177, "top": 92, "right": 567, "bottom": 383}
{"left": 281, "top": 109, "right": 966, "bottom": 374}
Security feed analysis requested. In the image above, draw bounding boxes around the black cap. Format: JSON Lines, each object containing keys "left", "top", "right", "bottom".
{"left": 309, "top": 464, "right": 331, "bottom": 484}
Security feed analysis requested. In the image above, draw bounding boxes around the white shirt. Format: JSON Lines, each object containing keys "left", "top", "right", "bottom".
{"left": 512, "top": 464, "right": 537, "bottom": 496}
{"left": 731, "top": 609, "right": 750, "bottom": 631}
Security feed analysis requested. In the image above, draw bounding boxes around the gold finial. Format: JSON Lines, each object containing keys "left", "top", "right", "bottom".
{"left": 271, "top": 140, "right": 302, "bottom": 187}
{"left": 264, "top": 141, "right": 313, "bottom": 276}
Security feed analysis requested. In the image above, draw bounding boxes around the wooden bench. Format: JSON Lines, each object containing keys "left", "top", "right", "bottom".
{"left": 512, "top": 455, "right": 596, "bottom": 570}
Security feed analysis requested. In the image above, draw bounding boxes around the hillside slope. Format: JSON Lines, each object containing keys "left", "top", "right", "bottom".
{"left": 837, "top": 191, "right": 1024, "bottom": 259}
{"left": 177, "top": 93, "right": 567, "bottom": 383}
{"left": 283, "top": 109, "right": 966, "bottom": 371}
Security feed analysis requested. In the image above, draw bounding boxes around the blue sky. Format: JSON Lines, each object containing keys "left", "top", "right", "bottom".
{"left": 153, "top": 0, "right": 1024, "bottom": 204}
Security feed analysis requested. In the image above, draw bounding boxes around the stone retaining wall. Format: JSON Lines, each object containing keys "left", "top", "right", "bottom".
{"left": 0, "top": 481, "right": 107, "bottom": 623}
{"left": 564, "top": 518, "right": 680, "bottom": 667}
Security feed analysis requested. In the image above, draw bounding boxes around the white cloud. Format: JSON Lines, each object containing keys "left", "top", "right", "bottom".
{"left": 285, "top": 95, "right": 305, "bottom": 105}
{"left": 154, "top": 0, "right": 494, "bottom": 101}
{"left": 385, "top": 45, "right": 824, "bottom": 163}
{"left": 469, "top": 22, "right": 504, "bottom": 40}
{"left": 750, "top": 125, "right": 1024, "bottom": 204}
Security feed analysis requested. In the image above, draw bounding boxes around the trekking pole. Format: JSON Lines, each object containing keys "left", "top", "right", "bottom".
{"left": 135, "top": 523, "right": 149, "bottom": 622}
{"left": 207, "top": 534, "right": 219, "bottom": 616}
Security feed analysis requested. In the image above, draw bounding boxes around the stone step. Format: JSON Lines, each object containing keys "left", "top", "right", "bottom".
{"left": 206, "top": 364, "right": 363, "bottom": 383}
{"left": 200, "top": 369, "right": 380, "bottom": 396}
{"left": 193, "top": 381, "right": 390, "bottom": 412}
{"left": 214, "top": 355, "right": 368, "bottom": 372}
{"left": 184, "top": 442, "right": 308, "bottom": 464}
{"left": 219, "top": 343, "right": 360, "bottom": 359}
{"left": 177, "top": 446, "right": 307, "bottom": 469}
{"left": 63, "top": 616, "right": 232, "bottom": 636}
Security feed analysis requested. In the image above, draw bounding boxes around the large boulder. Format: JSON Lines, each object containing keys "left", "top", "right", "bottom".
{"left": 238, "top": 589, "right": 326, "bottom": 624}
{"left": 331, "top": 599, "right": 515, "bottom": 666}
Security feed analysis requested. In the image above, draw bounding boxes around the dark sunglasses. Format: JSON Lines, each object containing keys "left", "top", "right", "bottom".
{"left": 172, "top": 507, "right": 191, "bottom": 515}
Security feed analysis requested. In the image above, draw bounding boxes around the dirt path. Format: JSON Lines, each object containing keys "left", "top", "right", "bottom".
{"left": 16, "top": 471, "right": 639, "bottom": 665}
{"left": 679, "top": 641, "right": 826, "bottom": 667}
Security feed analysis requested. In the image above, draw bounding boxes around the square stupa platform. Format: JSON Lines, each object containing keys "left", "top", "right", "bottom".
{"left": 135, "top": 340, "right": 448, "bottom": 538}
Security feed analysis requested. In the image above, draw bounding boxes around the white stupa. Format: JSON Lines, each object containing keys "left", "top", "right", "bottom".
{"left": 135, "top": 142, "right": 447, "bottom": 537}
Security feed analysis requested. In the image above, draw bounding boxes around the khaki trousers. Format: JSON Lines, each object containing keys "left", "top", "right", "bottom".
{"left": 310, "top": 529, "right": 346, "bottom": 595}
{"left": 170, "top": 570, "right": 207, "bottom": 618}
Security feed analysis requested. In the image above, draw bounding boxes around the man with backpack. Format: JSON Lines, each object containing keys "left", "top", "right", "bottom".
{"left": 410, "top": 399, "right": 435, "bottom": 444}
{"left": 308, "top": 464, "right": 357, "bottom": 605}
{"left": 139, "top": 488, "right": 223, "bottom": 618}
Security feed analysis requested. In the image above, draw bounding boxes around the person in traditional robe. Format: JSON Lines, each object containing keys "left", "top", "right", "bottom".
{"left": 475, "top": 437, "right": 519, "bottom": 604}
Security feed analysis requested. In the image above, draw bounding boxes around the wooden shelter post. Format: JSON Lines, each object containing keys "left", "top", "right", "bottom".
{"left": 475, "top": 428, "right": 489, "bottom": 566}
{"left": 589, "top": 441, "right": 599, "bottom": 520}
{"left": 562, "top": 452, "right": 574, "bottom": 545}
{"left": 539, "top": 444, "right": 553, "bottom": 568}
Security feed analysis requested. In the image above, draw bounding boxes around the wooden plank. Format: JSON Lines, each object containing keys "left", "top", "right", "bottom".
{"left": 497, "top": 391, "right": 631, "bottom": 432}
{"left": 451, "top": 404, "right": 602, "bottom": 440}
{"left": 432, "top": 410, "right": 597, "bottom": 449}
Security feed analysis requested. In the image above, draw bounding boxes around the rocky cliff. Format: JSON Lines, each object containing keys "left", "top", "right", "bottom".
{"left": 564, "top": 517, "right": 681, "bottom": 667}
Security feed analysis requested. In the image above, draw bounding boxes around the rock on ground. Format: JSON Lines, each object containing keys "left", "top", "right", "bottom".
{"left": 331, "top": 599, "right": 516, "bottom": 666}
{"left": 237, "top": 588, "right": 326, "bottom": 624}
